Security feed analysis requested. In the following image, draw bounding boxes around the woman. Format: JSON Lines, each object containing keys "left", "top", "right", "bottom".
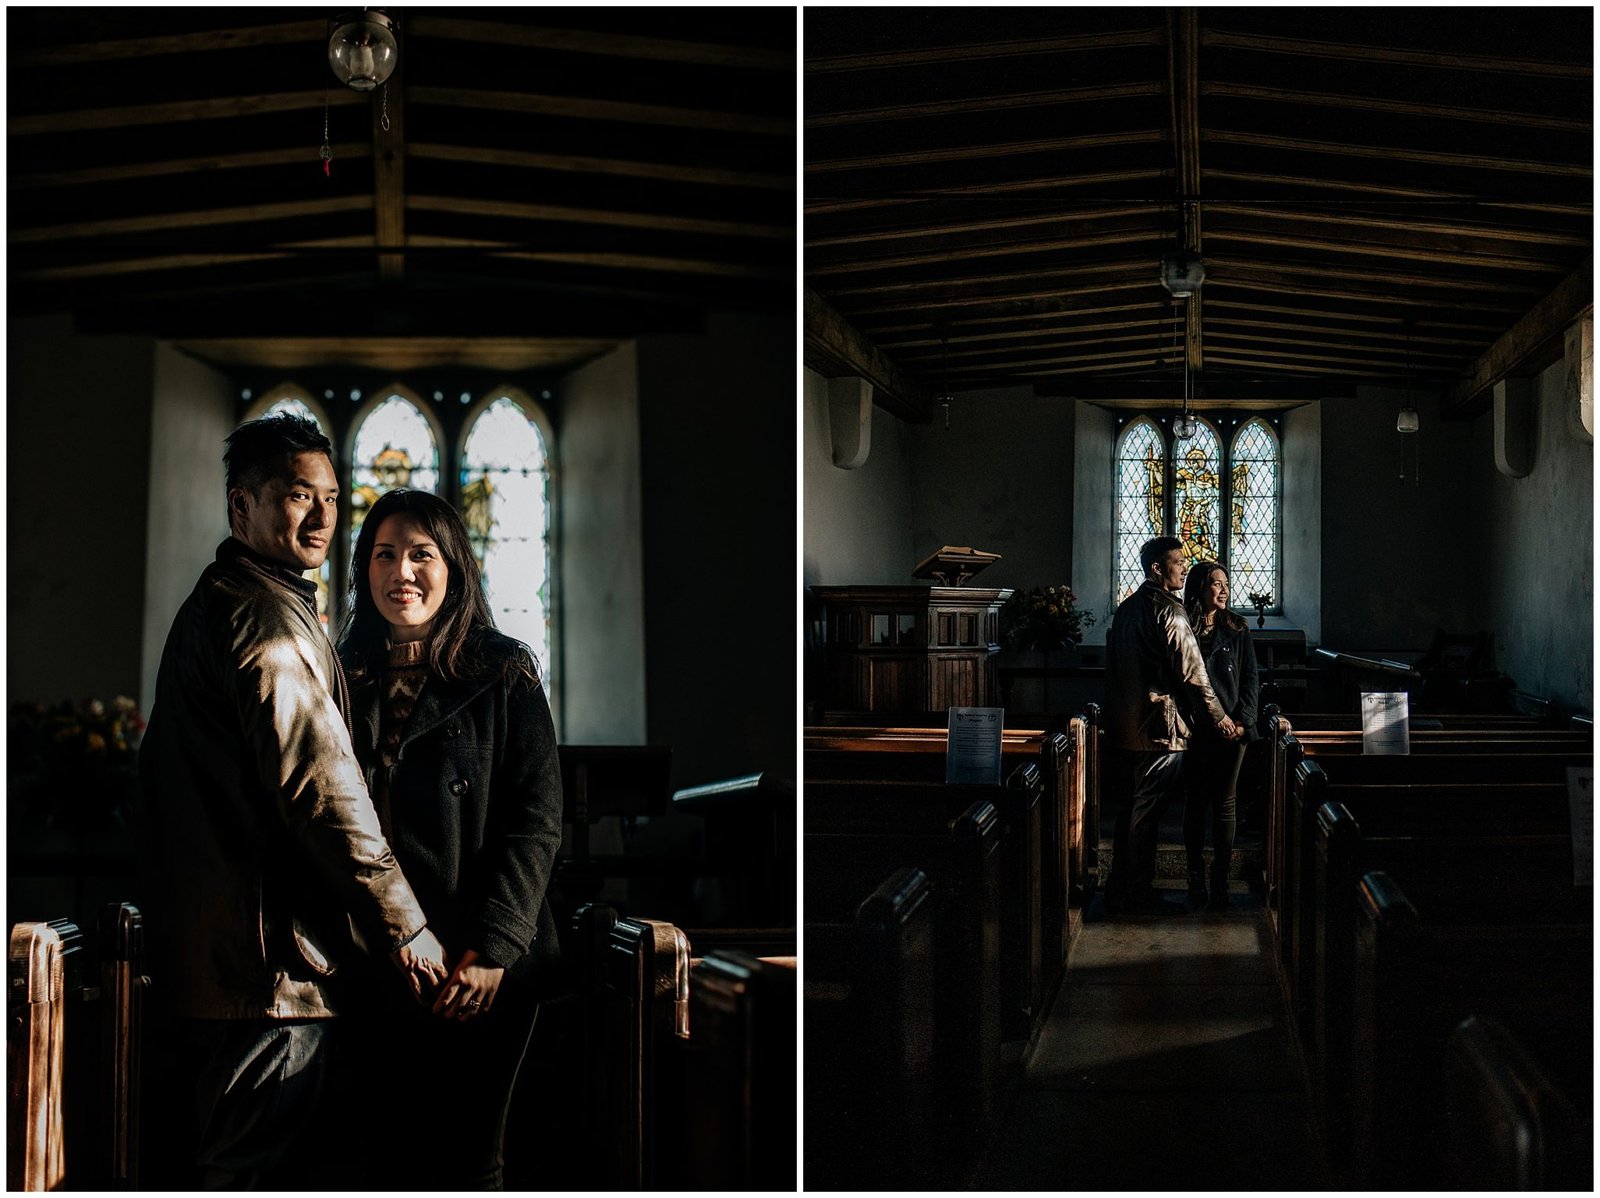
{"left": 336, "top": 488, "right": 563, "bottom": 1190}
{"left": 1181, "top": 560, "right": 1258, "bottom": 912}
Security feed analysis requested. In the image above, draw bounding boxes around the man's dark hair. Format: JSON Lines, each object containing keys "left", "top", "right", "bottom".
{"left": 1140, "top": 536, "right": 1184, "bottom": 576}
{"left": 223, "top": 413, "right": 334, "bottom": 518}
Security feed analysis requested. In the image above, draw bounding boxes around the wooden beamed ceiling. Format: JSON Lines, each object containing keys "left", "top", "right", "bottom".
{"left": 804, "top": 8, "right": 1591, "bottom": 412}
{"left": 8, "top": 9, "right": 796, "bottom": 373}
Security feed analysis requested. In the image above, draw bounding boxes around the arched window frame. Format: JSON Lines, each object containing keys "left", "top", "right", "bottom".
{"left": 243, "top": 384, "right": 336, "bottom": 436}
{"left": 459, "top": 385, "right": 560, "bottom": 694}
{"left": 1111, "top": 410, "right": 1284, "bottom": 613}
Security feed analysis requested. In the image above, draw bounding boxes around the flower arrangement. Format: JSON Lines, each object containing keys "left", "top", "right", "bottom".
{"left": 1001, "top": 585, "right": 1095, "bottom": 651}
{"left": 9, "top": 696, "right": 146, "bottom": 833}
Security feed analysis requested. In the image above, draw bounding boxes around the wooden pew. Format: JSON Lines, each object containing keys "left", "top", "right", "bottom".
{"left": 807, "top": 769, "right": 1042, "bottom": 1035}
{"left": 1264, "top": 715, "right": 1587, "bottom": 963}
{"left": 1281, "top": 753, "right": 1584, "bottom": 1026}
{"left": 1309, "top": 802, "right": 1582, "bottom": 1156}
{"left": 806, "top": 868, "right": 940, "bottom": 1191}
{"left": 94, "top": 902, "right": 145, "bottom": 1190}
{"left": 1348, "top": 872, "right": 1592, "bottom": 1189}
{"left": 1440, "top": 1016, "right": 1591, "bottom": 1191}
{"left": 680, "top": 951, "right": 796, "bottom": 1191}
{"left": 806, "top": 797, "right": 1003, "bottom": 1142}
{"left": 8, "top": 919, "right": 79, "bottom": 1191}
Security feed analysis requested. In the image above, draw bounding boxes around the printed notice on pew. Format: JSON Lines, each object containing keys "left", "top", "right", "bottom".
{"left": 1360, "top": 692, "right": 1410, "bottom": 755}
{"left": 947, "top": 707, "right": 1004, "bottom": 786}
{"left": 1567, "top": 766, "right": 1592, "bottom": 886}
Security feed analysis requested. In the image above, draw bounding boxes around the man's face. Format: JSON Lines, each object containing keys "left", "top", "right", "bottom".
{"left": 231, "top": 451, "right": 338, "bottom": 572}
{"left": 1153, "top": 548, "right": 1187, "bottom": 593}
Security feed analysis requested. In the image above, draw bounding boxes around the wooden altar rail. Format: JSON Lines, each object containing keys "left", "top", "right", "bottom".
{"left": 1307, "top": 798, "right": 1584, "bottom": 1166}
{"left": 7, "top": 902, "right": 145, "bottom": 1193}
{"left": 569, "top": 905, "right": 795, "bottom": 1192}
{"left": 1350, "top": 873, "right": 1591, "bottom": 1189}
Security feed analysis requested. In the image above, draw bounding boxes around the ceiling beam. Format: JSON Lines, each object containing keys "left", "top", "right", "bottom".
{"left": 1168, "top": 7, "right": 1203, "bottom": 373}
{"left": 1205, "top": 255, "right": 1542, "bottom": 297}
{"left": 1203, "top": 296, "right": 1504, "bottom": 333}
{"left": 407, "top": 16, "right": 791, "bottom": 71}
{"left": 1199, "top": 81, "right": 1590, "bottom": 132}
{"left": 1206, "top": 170, "right": 1592, "bottom": 216}
{"left": 406, "top": 195, "right": 790, "bottom": 240}
{"left": 9, "top": 21, "right": 325, "bottom": 66}
{"left": 172, "top": 336, "right": 619, "bottom": 372}
{"left": 10, "top": 196, "right": 371, "bottom": 243}
{"left": 807, "top": 206, "right": 1153, "bottom": 249}
{"left": 408, "top": 143, "right": 789, "bottom": 191}
{"left": 1205, "top": 229, "right": 1571, "bottom": 273}
{"left": 806, "top": 82, "right": 1162, "bottom": 128}
{"left": 869, "top": 301, "right": 1165, "bottom": 339}
{"left": 1206, "top": 130, "right": 1590, "bottom": 178}
{"left": 1203, "top": 205, "right": 1589, "bottom": 249}
{"left": 805, "top": 287, "right": 929, "bottom": 422}
{"left": 845, "top": 278, "right": 1153, "bottom": 318}
{"left": 9, "top": 144, "right": 370, "bottom": 188}
{"left": 828, "top": 259, "right": 1150, "bottom": 299}
{"left": 1208, "top": 275, "right": 1524, "bottom": 314}
{"left": 809, "top": 229, "right": 1159, "bottom": 277}
{"left": 890, "top": 316, "right": 1174, "bottom": 353}
{"left": 407, "top": 86, "right": 789, "bottom": 136}
{"left": 1200, "top": 29, "right": 1590, "bottom": 78}
{"left": 804, "top": 169, "right": 1166, "bottom": 213}
{"left": 374, "top": 74, "right": 405, "bottom": 281}
{"left": 1035, "top": 379, "right": 1361, "bottom": 400}
{"left": 806, "top": 129, "right": 1166, "bottom": 173}
{"left": 1445, "top": 257, "right": 1594, "bottom": 416}
{"left": 9, "top": 90, "right": 363, "bottom": 135}
{"left": 806, "top": 28, "right": 1163, "bottom": 73}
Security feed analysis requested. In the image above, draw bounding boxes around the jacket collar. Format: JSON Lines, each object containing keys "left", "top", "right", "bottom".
{"left": 350, "top": 658, "right": 500, "bottom": 756}
{"left": 217, "top": 537, "right": 318, "bottom": 601}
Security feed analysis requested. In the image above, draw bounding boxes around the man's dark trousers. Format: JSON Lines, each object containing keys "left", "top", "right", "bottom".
{"left": 1106, "top": 749, "right": 1186, "bottom": 910}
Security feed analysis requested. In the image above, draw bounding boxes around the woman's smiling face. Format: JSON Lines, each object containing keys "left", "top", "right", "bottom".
{"left": 368, "top": 513, "right": 450, "bottom": 643}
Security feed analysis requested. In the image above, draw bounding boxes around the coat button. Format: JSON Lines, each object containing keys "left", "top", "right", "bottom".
{"left": 445, "top": 723, "right": 462, "bottom": 738}
{"left": 448, "top": 778, "right": 468, "bottom": 796}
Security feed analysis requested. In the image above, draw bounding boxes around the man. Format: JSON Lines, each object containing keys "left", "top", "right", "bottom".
{"left": 140, "top": 414, "right": 448, "bottom": 1186}
{"left": 1103, "top": 536, "right": 1239, "bottom": 916}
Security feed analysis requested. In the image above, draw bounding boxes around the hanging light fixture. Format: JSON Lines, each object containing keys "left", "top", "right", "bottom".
{"left": 1172, "top": 299, "right": 1197, "bottom": 440}
{"left": 937, "top": 328, "right": 953, "bottom": 430}
{"left": 328, "top": 10, "right": 398, "bottom": 92}
{"left": 1397, "top": 321, "right": 1421, "bottom": 481}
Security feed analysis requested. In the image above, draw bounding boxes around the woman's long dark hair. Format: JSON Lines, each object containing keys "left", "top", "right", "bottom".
{"left": 1183, "top": 560, "right": 1248, "bottom": 634}
{"left": 339, "top": 488, "right": 535, "bottom": 686}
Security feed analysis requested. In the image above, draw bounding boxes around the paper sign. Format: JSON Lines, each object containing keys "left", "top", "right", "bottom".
{"left": 947, "top": 707, "right": 1004, "bottom": 786}
{"left": 1567, "top": 766, "right": 1592, "bottom": 886}
{"left": 1360, "top": 692, "right": 1410, "bottom": 755}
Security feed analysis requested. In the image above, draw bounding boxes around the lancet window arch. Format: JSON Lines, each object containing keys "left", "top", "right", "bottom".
{"left": 1112, "top": 413, "right": 1282, "bottom": 612}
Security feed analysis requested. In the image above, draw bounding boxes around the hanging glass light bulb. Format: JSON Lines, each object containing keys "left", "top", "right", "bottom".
{"left": 328, "top": 10, "right": 398, "bottom": 92}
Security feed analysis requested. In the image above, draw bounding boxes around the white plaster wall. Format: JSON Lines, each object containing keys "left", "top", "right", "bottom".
{"left": 1071, "top": 402, "right": 1115, "bottom": 640}
{"left": 141, "top": 343, "right": 234, "bottom": 713}
{"left": 1479, "top": 356, "right": 1593, "bottom": 714}
{"left": 557, "top": 342, "right": 647, "bottom": 744}
{"left": 909, "top": 385, "right": 1076, "bottom": 593}
{"left": 1282, "top": 404, "right": 1322, "bottom": 645}
{"left": 8, "top": 316, "right": 156, "bottom": 706}
{"left": 802, "top": 367, "right": 915, "bottom": 587}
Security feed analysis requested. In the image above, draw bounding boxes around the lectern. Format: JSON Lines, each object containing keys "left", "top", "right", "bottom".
{"left": 810, "top": 584, "right": 1011, "bottom": 713}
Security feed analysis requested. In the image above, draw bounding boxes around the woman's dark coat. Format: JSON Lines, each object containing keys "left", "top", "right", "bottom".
{"left": 343, "top": 630, "right": 563, "bottom": 985}
{"left": 1197, "top": 619, "right": 1261, "bottom": 741}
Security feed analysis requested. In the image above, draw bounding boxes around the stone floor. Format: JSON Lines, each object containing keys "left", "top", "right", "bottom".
{"left": 973, "top": 885, "right": 1326, "bottom": 1190}
{"left": 973, "top": 801, "right": 1329, "bottom": 1191}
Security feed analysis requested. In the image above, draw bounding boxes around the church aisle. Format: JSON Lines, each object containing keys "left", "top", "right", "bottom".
{"left": 973, "top": 887, "right": 1328, "bottom": 1190}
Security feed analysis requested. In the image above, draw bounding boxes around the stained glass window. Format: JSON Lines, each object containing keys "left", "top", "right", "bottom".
{"left": 1229, "top": 418, "right": 1279, "bottom": 608}
{"left": 1173, "top": 420, "right": 1222, "bottom": 568}
{"left": 349, "top": 393, "right": 440, "bottom": 558}
{"left": 1114, "top": 419, "right": 1164, "bottom": 602}
{"left": 460, "top": 395, "right": 553, "bottom": 675}
{"left": 1110, "top": 414, "right": 1281, "bottom": 613}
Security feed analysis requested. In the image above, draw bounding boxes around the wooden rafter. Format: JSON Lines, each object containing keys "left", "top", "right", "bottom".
{"left": 406, "top": 87, "right": 789, "bottom": 136}
{"left": 1207, "top": 170, "right": 1592, "bottom": 215}
{"left": 1203, "top": 205, "right": 1589, "bottom": 249}
{"left": 1446, "top": 257, "right": 1594, "bottom": 414}
{"left": 889, "top": 316, "right": 1173, "bottom": 352}
{"left": 1205, "top": 229, "right": 1571, "bottom": 273}
{"left": 806, "top": 28, "right": 1164, "bottom": 73}
{"left": 1205, "top": 255, "right": 1543, "bottom": 296}
{"left": 1203, "top": 297, "right": 1504, "bottom": 333}
{"left": 806, "top": 82, "right": 1162, "bottom": 128}
{"left": 408, "top": 16, "right": 791, "bottom": 70}
{"left": 804, "top": 287, "right": 928, "bottom": 422}
{"left": 9, "top": 21, "right": 325, "bottom": 66}
{"left": 809, "top": 230, "right": 1160, "bottom": 277}
{"left": 405, "top": 195, "right": 791, "bottom": 240}
{"left": 408, "top": 143, "right": 790, "bottom": 191}
{"left": 1209, "top": 275, "right": 1525, "bottom": 313}
{"left": 806, "top": 206, "right": 1154, "bottom": 249}
{"left": 1206, "top": 130, "right": 1590, "bottom": 178}
{"left": 9, "top": 144, "right": 370, "bottom": 188}
{"left": 1199, "top": 81, "right": 1591, "bottom": 132}
{"left": 806, "top": 130, "right": 1166, "bottom": 174}
{"left": 828, "top": 259, "right": 1150, "bottom": 299}
{"left": 1168, "top": 7, "right": 1203, "bottom": 372}
{"left": 9, "top": 90, "right": 363, "bottom": 135}
{"left": 1200, "top": 28, "right": 1590, "bottom": 78}
{"left": 803, "top": 169, "right": 1165, "bottom": 212}
{"left": 10, "top": 196, "right": 371, "bottom": 243}
{"left": 846, "top": 279, "right": 1153, "bottom": 318}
